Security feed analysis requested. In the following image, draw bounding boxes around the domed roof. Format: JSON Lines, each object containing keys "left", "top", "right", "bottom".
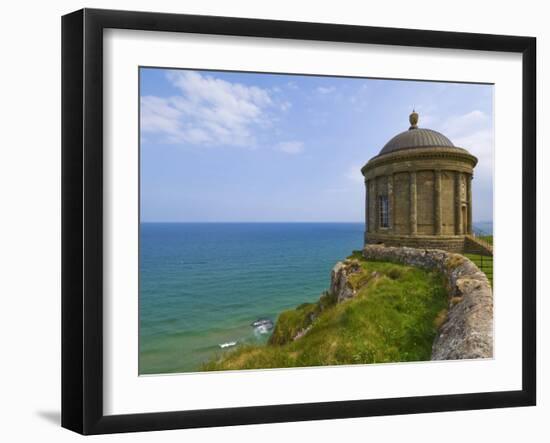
{"left": 379, "top": 111, "right": 456, "bottom": 156}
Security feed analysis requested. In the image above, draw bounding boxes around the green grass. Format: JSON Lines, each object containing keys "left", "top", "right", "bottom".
{"left": 465, "top": 253, "right": 493, "bottom": 286}
{"left": 202, "top": 255, "right": 448, "bottom": 371}
{"left": 478, "top": 235, "right": 493, "bottom": 245}
{"left": 269, "top": 301, "right": 320, "bottom": 345}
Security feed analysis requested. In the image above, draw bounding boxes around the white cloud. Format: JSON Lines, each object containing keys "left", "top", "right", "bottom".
{"left": 141, "top": 96, "right": 182, "bottom": 136}
{"left": 277, "top": 141, "right": 304, "bottom": 154}
{"left": 279, "top": 101, "right": 292, "bottom": 111}
{"left": 141, "top": 70, "right": 277, "bottom": 147}
{"left": 417, "top": 113, "right": 436, "bottom": 127}
{"left": 454, "top": 129, "right": 493, "bottom": 176}
{"left": 349, "top": 83, "right": 369, "bottom": 109}
{"left": 442, "top": 110, "right": 489, "bottom": 137}
{"left": 346, "top": 163, "right": 365, "bottom": 184}
{"left": 438, "top": 110, "right": 494, "bottom": 221}
{"left": 317, "top": 86, "right": 335, "bottom": 94}
{"left": 441, "top": 110, "right": 493, "bottom": 178}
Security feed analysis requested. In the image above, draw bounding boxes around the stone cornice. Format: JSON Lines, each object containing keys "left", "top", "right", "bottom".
{"left": 361, "top": 147, "right": 478, "bottom": 176}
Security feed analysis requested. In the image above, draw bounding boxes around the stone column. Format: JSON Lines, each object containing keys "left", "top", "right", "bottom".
{"left": 455, "top": 171, "right": 463, "bottom": 235}
{"left": 434, "top": 170, "right": 442, "bottom": 235}
{"left": 373, "top": 178, "right": 379, "bottom": 232}
{"left": 467, "top": 174, "right": 473, "bottom": 234}
{"left": 409, "top": 171, "right": 417, "bottom": 235}
{"left": 388, "top": 174, "right": 394, "bottom": 230}
{"left": 365, "top": 179, "right": 370, "bottom": 234}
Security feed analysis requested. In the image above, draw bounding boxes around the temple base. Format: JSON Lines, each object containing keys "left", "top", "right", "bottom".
{"left": 365, "top": 232, "right": 467, "bottom": 253}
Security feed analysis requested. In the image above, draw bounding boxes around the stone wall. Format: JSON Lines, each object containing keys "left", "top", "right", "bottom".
{"left": 362, "top": 147, "right": 476, "bottom": 248}
{"left": 365, "top": 233, "right": 466, "bottom": 253}
{"left": 362, "top": 244, "right": 493, "bottom": 360}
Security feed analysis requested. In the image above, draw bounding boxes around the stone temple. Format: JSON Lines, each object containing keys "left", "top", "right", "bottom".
{"left": 361, "top": 111, "right": 478, "bottom": 253}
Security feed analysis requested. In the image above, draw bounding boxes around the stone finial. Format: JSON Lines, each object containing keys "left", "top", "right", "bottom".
{"left": 409, "top": 110, "right": 419, "bottom": 129}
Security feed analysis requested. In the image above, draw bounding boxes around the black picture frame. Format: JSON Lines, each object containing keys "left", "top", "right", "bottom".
{"left": 61, "top": 8, "right": 537, "bottom": 435}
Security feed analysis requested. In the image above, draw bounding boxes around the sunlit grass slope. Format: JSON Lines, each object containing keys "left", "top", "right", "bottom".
{"left": 202, "top": 253, "right": 447, "bottom": 371}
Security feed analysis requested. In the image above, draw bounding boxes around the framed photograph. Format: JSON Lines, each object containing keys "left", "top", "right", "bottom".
{"left": 61, "top": 8, "right": 536, "bottom": 435}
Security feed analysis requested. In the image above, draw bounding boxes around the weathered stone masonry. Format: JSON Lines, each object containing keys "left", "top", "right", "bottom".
{"left": 361, "top": 112, "right": 478, "bottom": 253}
{"left": 362, "top": 244, "right": 493, "bottom": 360}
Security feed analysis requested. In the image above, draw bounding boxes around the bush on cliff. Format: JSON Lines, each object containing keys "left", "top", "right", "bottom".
{"left": 202, "top": 253, "right": 447, "bottom": 371}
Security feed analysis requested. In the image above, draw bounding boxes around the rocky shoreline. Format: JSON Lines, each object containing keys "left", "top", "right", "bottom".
{"left": 270, "top": 244, "right": 493, "bottom": 360}
{"left": 204, "top": 245, "right": 493, "bottom": 371}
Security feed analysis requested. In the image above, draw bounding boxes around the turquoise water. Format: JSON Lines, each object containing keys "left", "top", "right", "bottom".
{"left": 139, "top": 222, "right": 364, "bottom": 374}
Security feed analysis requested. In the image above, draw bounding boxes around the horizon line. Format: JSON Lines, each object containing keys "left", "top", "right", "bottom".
{"left": 140, "top": 220, "right": 494, "bottom": 224}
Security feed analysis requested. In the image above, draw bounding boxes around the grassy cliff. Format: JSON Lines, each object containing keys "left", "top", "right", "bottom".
{"left": 202, "top": 252, "right": 447, "bottom": 371}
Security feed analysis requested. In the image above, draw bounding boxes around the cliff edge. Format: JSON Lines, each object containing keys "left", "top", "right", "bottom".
{"left": 203, "top": 250, "right": 451, "bottom": 371}
{"left": 362, "top": 244, "right": 493, "bottom": 360}
{"left": 202, "top": 245, "right": 493, "bottom": 371}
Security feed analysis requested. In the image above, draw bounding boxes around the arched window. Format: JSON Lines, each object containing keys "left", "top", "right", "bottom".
{"left": 379, "top": 195, "right": 389, "bottom": 228}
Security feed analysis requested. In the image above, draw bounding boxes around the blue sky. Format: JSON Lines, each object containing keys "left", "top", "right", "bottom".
{"left": 140, "top": 68, "right": 493, "bottom": 222}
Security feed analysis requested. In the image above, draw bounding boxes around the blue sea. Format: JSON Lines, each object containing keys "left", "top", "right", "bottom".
{"left": 139, "top": 222, "right": 364, "bottom": 374}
